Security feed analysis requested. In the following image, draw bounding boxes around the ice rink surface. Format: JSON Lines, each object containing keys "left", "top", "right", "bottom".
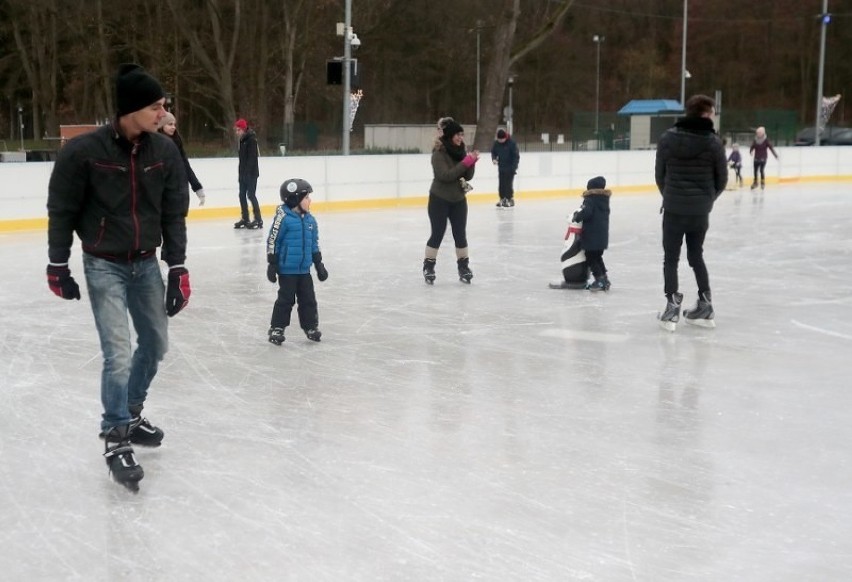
{"left": 2, "top": 182, "right": 851, "bottom": 581}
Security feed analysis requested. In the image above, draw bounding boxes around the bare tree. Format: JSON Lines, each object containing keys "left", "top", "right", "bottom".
{"left": 473, "top": 0, "right": 575, "bottom": 151}
{"left": 9, "top": 0, "right": 61, "bottom": 138}
{"left": 165, "top": 0, "right": 241, "bottom": 139}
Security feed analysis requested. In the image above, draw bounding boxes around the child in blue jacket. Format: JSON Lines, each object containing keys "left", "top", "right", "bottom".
{"left": 265, "top": 178, "right": 329, "bottom": 344}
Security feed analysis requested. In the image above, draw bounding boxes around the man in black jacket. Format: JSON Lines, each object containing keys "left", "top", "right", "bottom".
{"left": 46, "top": 64, "right": 190, "bottom": 490}
{"left": 234, "top": 118, "right": 262, "bottom": 229}
{"left": 654, "top": 94, "right": 727, "bottom": 331}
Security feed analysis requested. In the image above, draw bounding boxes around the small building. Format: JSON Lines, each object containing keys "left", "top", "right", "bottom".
{"left": 617, "top": 99, "right": 683, "bottom": 150}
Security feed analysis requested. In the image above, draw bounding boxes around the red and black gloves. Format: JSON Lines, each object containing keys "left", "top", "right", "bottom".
{"left": 165, "top": 266, "right": 191, "bottom": 317}
{"left": 313, "top": 252, "right": 328, "bottom": 282}
{"left": 267, "top": 254, "right": 278, "bottom": 283}
{"left": 46, "top": 265, "right": 81, "bottom": 300}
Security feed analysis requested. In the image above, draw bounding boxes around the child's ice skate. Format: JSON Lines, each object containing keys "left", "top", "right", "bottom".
{"left": 683, "top": 292, "right": 715, "bottom": 328}
{"left": 305, "top": 328, "right": 322, "bottom": 342}
{"left": 268, "top": 327, "right": 285, "bottom": 345}
{"left": 586, "top": 275, "right": 611, "bottom": 292}
{"left": 658, "top": 292, "right": 683, "bottom": 332}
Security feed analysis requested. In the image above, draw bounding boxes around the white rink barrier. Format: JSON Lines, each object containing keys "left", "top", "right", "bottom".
{"left": 2, "top": 146, "right": 851, "bottom": 228}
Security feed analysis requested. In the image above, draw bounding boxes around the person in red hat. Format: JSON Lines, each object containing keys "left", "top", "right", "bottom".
{"left": 233, "top": 118, "right": 262, "bottom": 229}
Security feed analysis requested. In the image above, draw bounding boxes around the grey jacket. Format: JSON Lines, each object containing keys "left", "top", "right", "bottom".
{"left": 429, "top": 144, "right": 475, "bottom": 203}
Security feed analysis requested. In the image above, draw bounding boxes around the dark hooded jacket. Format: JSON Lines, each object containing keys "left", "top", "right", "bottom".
{"left": 575, "top": 188, "right": 611, "bottom": 251}
{"left": 655, "top": 116, "right": 727, "bottom": 215}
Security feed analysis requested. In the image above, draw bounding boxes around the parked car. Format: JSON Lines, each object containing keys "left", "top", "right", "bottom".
{"left": 794, "top": 126, "right": 852, "bottom": 146}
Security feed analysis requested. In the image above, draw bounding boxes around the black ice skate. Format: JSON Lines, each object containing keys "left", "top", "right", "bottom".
{"left": 102, "top": 425, "right": 144, "bottom": 492}
{"left": 760, "top": 179, "right": 765, "bottom": 190}
{"left": 305, "top": 328, "right": 322, "bottom": 342}
{"left": 234, "top": 218, "right": 249, "bottom": 229}
{"left": 506, "top": 198, "right": 515, "bottom": 207}
{"left": 247, "top": 219, "right": 264, "bottom": 229}
{"left": 423, "top": 259, "right": 436, "bottom": 285}
{"left": 586, "top": 275, "right": 611, "bottom": 292}
{"left": 683, "top": 291, "right": 715, "bottom": 328}
{"left": 658, "top": 292, "right": 683, "bottom": 332}
{"left": 268, "top": 327, "right": 285, "bottom": 345}
{"left": 457, "top": 257, "right": 473, "bottom": 284}
{"left": 127, "top": 406, "right": 164, "bottom": 447}
{"left": 750, "top": 182, "right": 758, "bottom": 190}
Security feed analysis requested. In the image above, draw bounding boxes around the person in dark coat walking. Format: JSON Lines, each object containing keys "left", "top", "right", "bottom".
{"left": 491, "top": 128, "right": 520, "bottom": 207}
{"left": 234, "top": 118, "right": 262, "bottom": 229}
{"left": 654, "top": 94, "right": 727, "bottom": 331}
{"left": 574, "top": 176, "right": 611, "bottom": 291}
{"left": 158, "top": 111, "right": 205, "bottom": 206}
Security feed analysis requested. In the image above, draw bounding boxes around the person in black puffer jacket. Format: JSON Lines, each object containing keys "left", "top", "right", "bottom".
{"left": 574, "top": 176, "right": 611, "bottom": 291}
{"left": 654, "top": 94, "right": 727, "bottom": 331}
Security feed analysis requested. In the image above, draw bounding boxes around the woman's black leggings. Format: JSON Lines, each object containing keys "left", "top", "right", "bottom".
{"left": 426, "top": 194, "right": 468, "bottom": 249}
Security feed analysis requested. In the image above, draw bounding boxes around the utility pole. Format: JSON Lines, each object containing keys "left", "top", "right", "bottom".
{"left": 815, "top": 0, "right": 830, "bottom": 147}
{"left": 342, "top": 0, "right": 352, "bottom": 155}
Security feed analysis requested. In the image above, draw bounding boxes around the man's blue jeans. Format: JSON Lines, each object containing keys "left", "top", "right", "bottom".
{"left": 83, "top": 254, "right": 168, "bottom": 431}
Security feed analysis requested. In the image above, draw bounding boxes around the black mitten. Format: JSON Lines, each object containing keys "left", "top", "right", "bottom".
{"left": 312, "top": 252, "right": 328, "bottom": 282}
{"left": 165, "top": 267, "right": 191, "bottom": 317}
{"left": 46, "top": 264, "right": 81, "bottom": 300}
{"left": 267, "top": 254, "right": 278, "bottom": 283}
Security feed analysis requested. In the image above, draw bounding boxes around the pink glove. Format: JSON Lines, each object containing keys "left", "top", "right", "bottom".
{"left": 462, "top": 153, "right": 478, "bottom": 168}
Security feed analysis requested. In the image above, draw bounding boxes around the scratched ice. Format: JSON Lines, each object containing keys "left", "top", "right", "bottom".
{"left": 1, "top": 183, "right": 851, "bottom": 581}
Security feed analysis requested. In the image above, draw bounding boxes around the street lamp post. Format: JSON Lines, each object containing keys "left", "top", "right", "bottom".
{"left": 815, "top": 0, "right": 830, "bottom": 147}
{"left": 593, "top": 35, "right": 605, "bottom": 148}
{"left": 680, "top": 0, "right": 688, "bottom": 108}
{"left": 507, "top": 76, "right": 514, "bottom": 136}
{"left": 17, "top": 103, "right": 24, "bottom": 151}
{"left": 342, "top": 0, "right": 353, "bottom": 155}
{"left": 476, "top": 20, "right": 483, "bottom": 123}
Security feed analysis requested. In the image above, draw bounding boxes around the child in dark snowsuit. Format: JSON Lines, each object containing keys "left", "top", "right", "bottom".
{"left": 574, "top": 176, "right": 612, "bottom": 291}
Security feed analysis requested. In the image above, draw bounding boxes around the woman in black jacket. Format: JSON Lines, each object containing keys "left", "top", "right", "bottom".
{"left": 158, "top": 112, "right": 205, "bottom": 206}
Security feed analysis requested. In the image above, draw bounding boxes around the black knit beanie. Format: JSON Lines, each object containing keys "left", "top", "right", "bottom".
{"left": 115, "top": 64, "right": 165, "bottom": 115}
{"left": 586, "top": 176, "right": 606, "bottom": 190}
{"left": 442, "top": 120, "right": 464, "bottom": 140}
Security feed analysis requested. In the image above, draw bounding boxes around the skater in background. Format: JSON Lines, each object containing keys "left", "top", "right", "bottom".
{"left": 727, "top": 143, "right": 743, "bottom": 188}
{"left": 654, "top": 94, "right": 727, "bottom": 331}
{"left": 234, "top": 118, "right": 262, "bottom": 229}
{"left": 46, "top": 63, "right": 190, "bottom": 490}
{"left": 491, "top": 128, "right": 520, "bottom": 207}
{"left": 158, "top": 111, "right": 205, "bottom": 206}
{"left": 266, "top": 178, "right": 328, "bottom": 345}
{"left": 574, "top": 176, "right": 612, "bottom": 291}
{"left": 423, "top": 119, "right": 480, "bottom": 284}
{"left": 749, "top": 126, "right": 778, "bottom": 190}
